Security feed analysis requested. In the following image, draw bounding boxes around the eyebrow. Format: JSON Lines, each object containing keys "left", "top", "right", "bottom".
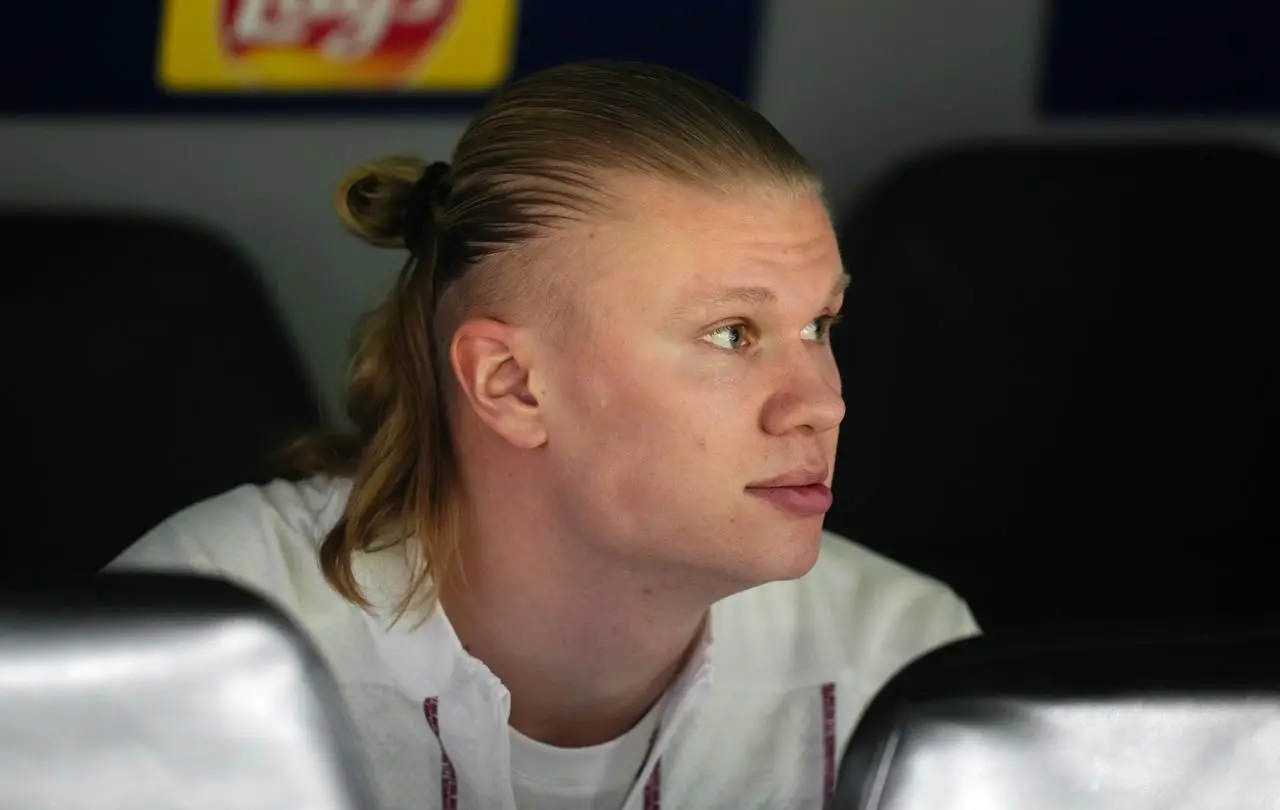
{"left": 671, "top": 272, "right": 851, "bottom": 319}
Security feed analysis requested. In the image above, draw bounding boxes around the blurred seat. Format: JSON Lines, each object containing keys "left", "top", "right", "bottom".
{"left": 828, "top": 140, "right": 1279, "bottom": 629}
{"left": 1, "top": 211, "right": 323, "bottom": 577}
{"left": 832, "top": 622, "right": 1280, "bottom": 809}
{"left": 0, "top": 573, "right": 376, "bottom": 810}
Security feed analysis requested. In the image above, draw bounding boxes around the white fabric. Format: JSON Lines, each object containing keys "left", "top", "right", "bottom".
{"left": 507, "top": 689, "right": 666, "bottom": 810}
{"left": 107, "top": 476, "right": 980, "bottom": 810}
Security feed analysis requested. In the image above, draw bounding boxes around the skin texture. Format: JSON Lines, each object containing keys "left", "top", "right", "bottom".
{"left": 439, "top": 174, "right": 847, "bottom": 747}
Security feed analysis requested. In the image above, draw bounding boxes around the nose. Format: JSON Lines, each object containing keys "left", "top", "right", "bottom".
{"left": 758, "top": 350, "right": 845, "bottom": 437}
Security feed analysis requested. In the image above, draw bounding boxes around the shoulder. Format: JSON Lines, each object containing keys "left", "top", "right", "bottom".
{"left": 106, "top": 476, "right": 352, "bottom": 609}
{"left": 713, "top": 531, "right": 979, "bottom": 688}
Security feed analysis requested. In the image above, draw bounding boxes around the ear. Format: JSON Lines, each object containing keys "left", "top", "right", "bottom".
{"left": 449, "top": 317, "right": 546, "bottom": 449}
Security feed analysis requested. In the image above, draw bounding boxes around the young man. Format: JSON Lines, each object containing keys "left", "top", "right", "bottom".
{"left": 109, "top": 60, "right": 978, "bottom": 809}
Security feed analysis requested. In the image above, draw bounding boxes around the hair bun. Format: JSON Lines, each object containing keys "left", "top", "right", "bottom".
{"left": 334, "top": 156, "right": 428, "bottom": 248}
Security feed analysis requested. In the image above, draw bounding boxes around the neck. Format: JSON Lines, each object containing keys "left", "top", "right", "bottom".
{"left": 438, "top": 491, "right": 710, "bottom": 748}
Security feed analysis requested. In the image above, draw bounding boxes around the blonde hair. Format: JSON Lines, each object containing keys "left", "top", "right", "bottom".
{"left": 270, "top": 60, "right": 821, "bottom": 618}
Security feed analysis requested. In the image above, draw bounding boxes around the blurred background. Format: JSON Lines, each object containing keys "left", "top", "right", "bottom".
{"left": 1, "top": 0, "right": 1275, "bottom": 630}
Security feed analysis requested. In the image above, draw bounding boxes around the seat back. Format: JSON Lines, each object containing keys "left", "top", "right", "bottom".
{"left": 2, "top": 211, "right": 323, "bottom": 575}
{"left": 829, "top": 141, "right": 1280, "bottom": 628}
{"left": 833, "top": 624, "right": 1280, "bottom": 809}
{"left": 0, "top": 573, "right": 376, "bottom": 810}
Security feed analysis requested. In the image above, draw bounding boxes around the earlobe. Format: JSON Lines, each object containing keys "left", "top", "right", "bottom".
{"left": 450, "top": 318, "right": 547, "bottom": 449}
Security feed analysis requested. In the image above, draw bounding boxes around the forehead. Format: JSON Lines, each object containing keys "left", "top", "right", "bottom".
{"left": 563, "top": 176, "right": 842, "bottom": 310}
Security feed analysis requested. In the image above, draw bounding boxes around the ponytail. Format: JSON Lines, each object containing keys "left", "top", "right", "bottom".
{"left": 269, "top": 156, "right": 465, "bottom": 617}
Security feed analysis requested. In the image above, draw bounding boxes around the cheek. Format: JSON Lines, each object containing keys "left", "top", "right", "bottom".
{"left": 550, "top": 337, "right": 762, "bottom": 469}
{"left": 549, "top": 343, "right": 672, "bottom": 449}
{"left": 593, "top": 367, "right": 760, "bottom": 498}
{"left": 583, "top": 369, "right": 685, "bottom": 451}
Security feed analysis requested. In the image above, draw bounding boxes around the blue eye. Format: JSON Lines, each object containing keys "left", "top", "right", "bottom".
{"left": 704, "top": 324, "right": 750, "bottom": 351}
{"left": 802, "top": 314, "right": 843, "bottom": 343}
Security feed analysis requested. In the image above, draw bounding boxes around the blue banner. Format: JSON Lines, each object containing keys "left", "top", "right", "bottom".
{"left": 1042, "top": 0, "right": 1280, "bottom": 116}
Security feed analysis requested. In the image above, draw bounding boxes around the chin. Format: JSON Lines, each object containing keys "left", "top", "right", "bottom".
{"left": 771, "top": 521, "right": 826, "bottom": 580}
{"left": 635, "top": 515, "right": 826, "bottom": 598}
{"left": 727, "top": 519, "right": 825, "bottom": 589}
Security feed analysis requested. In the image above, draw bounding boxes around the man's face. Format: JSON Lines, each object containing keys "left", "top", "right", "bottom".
{"left": 535, "top": 176, "right": 846, "bottom": 593}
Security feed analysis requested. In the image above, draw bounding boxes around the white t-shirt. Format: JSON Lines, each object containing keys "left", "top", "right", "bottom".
{"left": 508, "top": 690, "right": 666, "bottom": 810}
{"left": 107, "top": 476, "right": 979, "bottom": 810}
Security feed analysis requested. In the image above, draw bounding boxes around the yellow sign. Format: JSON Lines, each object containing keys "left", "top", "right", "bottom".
{"left": 158, "top": 0, "right": 519, "bottom": 92}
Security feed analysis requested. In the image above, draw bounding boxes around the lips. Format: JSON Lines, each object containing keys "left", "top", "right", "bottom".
{"left": 746, "top": 467, "right": 833, "bottom": 517}
{"left": 748, "top": 468, "right": 829, "bottom": 488}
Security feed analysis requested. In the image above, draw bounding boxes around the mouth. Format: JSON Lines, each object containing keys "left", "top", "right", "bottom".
{"left": 745, "top": 468, "right": 833, "bottom": 517}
